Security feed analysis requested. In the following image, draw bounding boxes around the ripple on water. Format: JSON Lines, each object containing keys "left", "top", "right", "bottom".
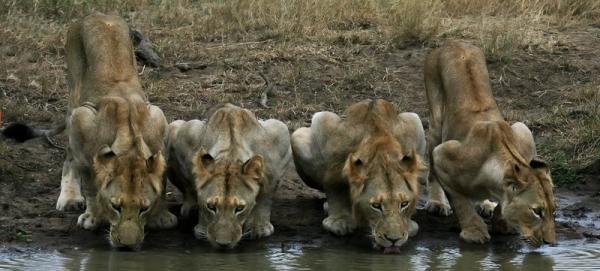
{"left": 1, "top": 240, "right": 600, "bottom": 271}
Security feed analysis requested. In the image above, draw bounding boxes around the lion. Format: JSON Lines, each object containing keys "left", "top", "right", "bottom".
{"left": 54, "top": 13, "right": 177, "bottom": 249}
{"left": 424, "top": 41, "right": 556, "bottom": 246}
{"left": 165, "top": 104, "right": 292, "bottom": 249}
{"left": 291, "top": 99, "right": 427, "bottom": 253}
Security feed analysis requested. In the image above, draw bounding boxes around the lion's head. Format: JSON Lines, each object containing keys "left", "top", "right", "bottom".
{"left": 501, "top": 159, "right": 556, "bottom": 247}
{"left": 191, "top": 152, "right": 265, "bottom": 249}
{"left": 343, "top": 134, "right": 424, "bottom": 252}
{"left": 93, "top": 146, "right": 166, "bottom": 249}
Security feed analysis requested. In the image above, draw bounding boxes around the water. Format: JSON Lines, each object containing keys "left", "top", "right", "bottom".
{"left": 2, "top": 239, "right": 599, "bottom": 271}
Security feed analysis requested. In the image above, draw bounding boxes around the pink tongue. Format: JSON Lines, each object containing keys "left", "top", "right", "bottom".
{"left": 383, "top": 246, "right": 401, "bottom": 254}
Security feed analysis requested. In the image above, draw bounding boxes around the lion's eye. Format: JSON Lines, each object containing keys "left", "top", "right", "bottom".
{"left": 206, "top": 203, "right": 217, "bottom": 213}
{"left": 371, "top": 203, "right": 383, "bottom": 211}
{"left": 532, "top": 207, "right": 544, "bottom": 219}
{"left": 400, "top": 201, "right": 409, "bottom": 209}
{"left": 235, "top": 205, "right": 246, "bottom": 214}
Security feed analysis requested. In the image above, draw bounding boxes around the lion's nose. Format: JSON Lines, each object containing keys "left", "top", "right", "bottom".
{"left": 383, "top": 234, "right": 401, "bottom": 244}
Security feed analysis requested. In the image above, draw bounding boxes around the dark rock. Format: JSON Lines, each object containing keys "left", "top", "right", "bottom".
{"left": 130, "top": 29, "right": 161, "bottom": 68}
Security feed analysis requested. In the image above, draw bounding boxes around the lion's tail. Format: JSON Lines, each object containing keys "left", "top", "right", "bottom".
{"left": 1, "top": 121, "right": 66, "bottom": 143}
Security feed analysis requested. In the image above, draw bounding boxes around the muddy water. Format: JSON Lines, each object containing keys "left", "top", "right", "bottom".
{"left": 1, "top": 238, "right": 599, "bottom": 271}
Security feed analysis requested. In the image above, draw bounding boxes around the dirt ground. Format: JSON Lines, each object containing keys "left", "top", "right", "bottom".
{"left": 0, "top": 23, "right": 599, "bottom": 251}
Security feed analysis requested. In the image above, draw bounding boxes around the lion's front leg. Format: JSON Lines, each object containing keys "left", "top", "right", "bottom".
{"left": 77, "top": 196, "right": 100, "bottom": 230}
{"left": 56, "top": 147, "right": 85, "bottom": 211}
{"left": 76, "top": 169, "right": 100, "bottom": 230}
{"left": 433, "top": 143, "right": 489, "bottom": 243}
{"left": 475, "top": 199, "right": 498, "bottom": 219}
{"left": 450, "top": 191, "right": 490, "bottom": 244}
{"left": 322, "top": 184, "right": 356, "bottom": 236}
{"left": 424, "top": 173, "right": 453, "bottom": 216}
{"left": 244, "top": 194, "right": 274, "bottom": 239}
{"left": 147, "top": 197, "right": 178, "bottom": 229}
{"left": 424, "top": 129, "right": 452, "bottom": 216}
{"left": 167, "top": 168, "right": 197, "bottom": 218}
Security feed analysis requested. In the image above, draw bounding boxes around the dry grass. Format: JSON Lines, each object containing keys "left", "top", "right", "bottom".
{"left": 537, "top": 83, "right": 600, "bottom": 184}
{"left": 3, "top": 0, "right": 599, "bottom": 46}
{"left": 1, "top": 0, "right": 599, "bottom": 185}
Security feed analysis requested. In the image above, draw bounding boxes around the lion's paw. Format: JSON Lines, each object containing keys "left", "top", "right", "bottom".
{"left": 322, "top": 215, "right": 356, "bottom": 236}
{"left": 460, "top": 226, "right": 491, "bottom": 244}
{"left": 56, "top": 192, "right": 85, "bottom": 211}
{"left": 476, "top": 200, "right": 497, "bottom": 219}
{"left": 148, "top": 210, "right": 178, "bottom": 229}
{"left": 424, "top": 200, "right": 453, "bottom": 216}
{"left": 245, "top": 221, "right": 274, "bottom": 239}
{"left": 193, "top": 224, "right": 207, "bottom": 240}
{"left": 77, "top": 212, "right": 99, "bottom": 230}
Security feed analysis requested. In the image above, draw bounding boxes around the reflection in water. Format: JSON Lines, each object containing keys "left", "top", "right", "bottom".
{"left": 436, "top": 247, "right": 460, "bottom": 270}
{"left": 408, "top": 247, "right": 430, "bottom": 271}
{"left": 1, "top": 240, "right": 600, "bottom": 271}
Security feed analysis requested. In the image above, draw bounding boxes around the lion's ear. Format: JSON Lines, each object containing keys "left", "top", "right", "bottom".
{"left": 95, "top": 145, "right": 116, "bottom": 164}
{"left": 343, "top": 153, "right": 367, "bottom": 184}
{"left": 530, "top": 159, "right": 550, "bottom": 174}
{"left": 243, "top": 155, "right": 264, "bottom": 182}
{"left": 93, "top": 145, "right": 116, "bottom": 189}
{"left": 401, "top": 150, "right": 425, "bottom": 173}
{"left": 192, "top": 150, "right": 214, "bottom": 176}
{"left": 147, "top": 151, "right": 166, "bottom": 175}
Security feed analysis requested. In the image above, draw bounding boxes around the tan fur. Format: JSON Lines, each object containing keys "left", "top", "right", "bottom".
{"left": 166, "top": 104, "right": 292, "bottom": 249}
{"left": 291, "top": 99, "right": 427, "bottom": 250}
{"left": 56, "top": 14, "right": 177, "bottom": 249}
{"left": 425, "top": 41, "right": 556, "bottom": 246}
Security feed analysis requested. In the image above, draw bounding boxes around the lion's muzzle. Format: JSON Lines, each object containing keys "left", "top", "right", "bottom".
{"left": 110, "top": 220, "right": 144, "bottom": 249}
{"left": 372, "top": 217, "right": 411, "bottom": 252}
{"left": 210, "top": 224, "right": 242, "bottom": 249}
